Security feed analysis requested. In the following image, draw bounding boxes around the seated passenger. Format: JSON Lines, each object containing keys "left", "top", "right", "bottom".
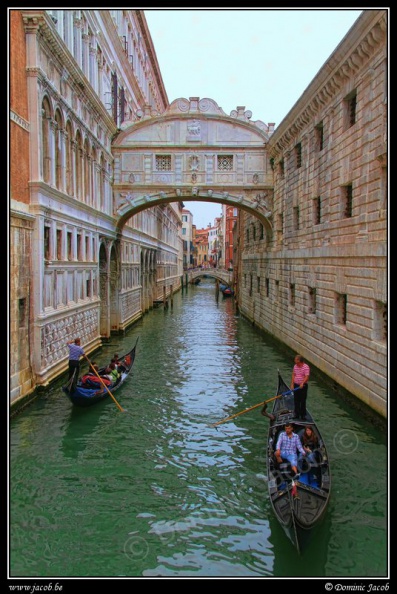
{"left": 107, "top": 362, "right": 120, "bottom": 383}
{"left": 275, "top": 422, "right": 306, "bottom": 477}
{"left": 299, "top": 425, "right": 319, "bottom": 465}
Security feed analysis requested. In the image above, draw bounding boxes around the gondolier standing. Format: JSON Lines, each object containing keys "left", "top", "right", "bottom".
{"left": 291, "top": 354, "right": 310, "bottom": 420}
{"left": 67, "top": 337, "right": 85, "bottom": 388}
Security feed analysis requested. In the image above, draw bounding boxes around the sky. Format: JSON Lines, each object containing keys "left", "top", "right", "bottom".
{"left": 144, "top": 8, "right": 364, "bottom": 229}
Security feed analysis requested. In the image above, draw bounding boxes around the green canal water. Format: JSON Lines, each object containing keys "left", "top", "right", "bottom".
{"left": 9, "top": 279, "right": 388, "bottom": 579}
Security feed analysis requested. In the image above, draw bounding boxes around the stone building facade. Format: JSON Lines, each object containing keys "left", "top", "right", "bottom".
{"left": 10, "top": 9, "right": 388, "bottom": 419}
{"left": 9, "top": 9, "right": 183, "bottom": 406}
{"left": 235, "top": 10, "right": 387, "bottom": 417}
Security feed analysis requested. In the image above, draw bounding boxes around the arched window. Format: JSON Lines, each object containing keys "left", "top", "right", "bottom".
{"left": 75, "top": 130, "right": 83, "bottom": 199}
{"left": 65, "top": 120, "right": 73, "bottom": 195}
{"left": 99, "top": 154, "right": 105, "bottom": 211}
{"left": 83, "top": 137, "right": 90, "bottom": 203}
{"left": 41, "top": 97, "right": 51, "bottom": 184}
{"left": 54, "top": 109, "right": 63, "bottom": 190}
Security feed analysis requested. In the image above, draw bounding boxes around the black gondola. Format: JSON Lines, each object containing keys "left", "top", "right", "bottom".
{"left": 62, "top": 337, "right": 139, "bottom": 407}
{"left": 266, "top": 371, "right": 331, "bottom": 553}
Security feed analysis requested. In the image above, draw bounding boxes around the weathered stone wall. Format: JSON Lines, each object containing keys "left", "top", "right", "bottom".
{"left": 237, "top": 10, "right": 387, "bottom": 417}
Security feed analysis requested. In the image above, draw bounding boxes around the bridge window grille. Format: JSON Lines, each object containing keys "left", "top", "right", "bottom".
{"left": 217, "top": 155, "right": 233, "bottom": 171}
{"left": 155, "top": 155, "right": 171, "bottom": 171}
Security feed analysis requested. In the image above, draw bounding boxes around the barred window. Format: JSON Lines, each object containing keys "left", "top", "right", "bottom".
{"left": 295, "top": 143, "right": 302, "bottom": 169}
{"left": 155, "top": 155, "right": 172, "bottom": 171}
{"left": 217, "top": 155, "right": 233, "bottom": 171}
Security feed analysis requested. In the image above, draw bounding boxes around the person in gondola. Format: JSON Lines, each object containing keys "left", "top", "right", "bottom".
{"left": 275, "top": 422, "right": 306, "bottom": 478}
{"left": 299, "top": 425, "right": 319, "bottom": 465}
{"left": 113, "top": 353, "right": 126, "bottom": 373}
{"left": 67, "top": 337, "right": 85, "bottom": 388}
{"left": 291, "top": 354, "right": 310, "bottom": 420}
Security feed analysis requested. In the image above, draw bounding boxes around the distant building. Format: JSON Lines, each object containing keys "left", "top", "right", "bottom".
{"left": 181, "top": 209, "right": 194, "bottom": 268}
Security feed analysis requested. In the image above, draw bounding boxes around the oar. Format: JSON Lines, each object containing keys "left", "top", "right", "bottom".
{"left": 210, "top": 387, "right": 299, "bottom": 427}
{"left": 84, "top": 355, "right": 126, "bottom": 413}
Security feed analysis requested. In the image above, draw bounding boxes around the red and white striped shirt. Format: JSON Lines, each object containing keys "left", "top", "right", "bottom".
{"left": 293, "top": 363, "right": 310, "bottom": 384}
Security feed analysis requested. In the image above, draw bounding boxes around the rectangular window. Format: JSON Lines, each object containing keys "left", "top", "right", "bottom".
{"left": 19, "top": 298, "right": 26, "bottom": 328}
{"left": 67, "top": 232, "right": 73, "bottom": 260}
{"left": 182, "top": 228, "right": 186, "bottom": 235}
{"left": 335, "top": 293, "right": 347, "bottom": 325}
{"left": 293, "top": 206, "right": 300, "bottom": 231}
{"left": 257, "top": 276, "right": 260, "bottom": 293}
{"left": 155, "top": 155, "right": 172, "bottom": 171}
{"left": 85, "top": 236, "right": 90, "bottom": 261}
{"left": 308, "top": 287, "right": 317, "bottom": 314}
{"left": 44, "top": 226, "right": 50, "bottom": 260}
{"left": 374, "top": 300, "right": 387, "bottom": 342}
{"left": 295, "top": 143, "right": 302, "bottom": 169}
{"left": 57, "top": 229, "right": 62, "bottom": 260}
{"left": 278, "top": 159, "right": 285, "bottom": 177}
{"left": 315, "top": 122, "right": 324, "bottom": 151}
{"left": 265, "top": 277, "right": 270, "bottom": 298}
{"left": 86, "top": 272, "right": 91, "bottom": 298}
{"left": 313, "top": 197, "right": 321, "bottom": 225}
{"left": 217, "top": 155, "right": 233, "bottom": 171}
{"left": 343, "top": 184, "right": 353, "bottom": 218}
{"left": 249, "top": 274, "right": 253, "bottom": 297}
{"left": 290, "top": 283, "right": 295, "bottom": 307}
{"left": 275, "top": 279, "right": 280, "bottom": 302}
{"left": 182, "top": 215, "right": 187, "bottom": 222}
{"left": 260, "top": 224, "right": 264, "bottom": 240}
{"left": 277, "top": 213, "right": 283, "bottom": 234}
{"left": 77, "top": 233, "right": 82, "bottom": 261}
{"left": 344, "top": 90, "right": 357, "bottom": 129}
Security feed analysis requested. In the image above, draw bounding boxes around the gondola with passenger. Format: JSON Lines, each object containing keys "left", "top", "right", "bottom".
{"left": 265, "top": 371, "right": 331, "bottom": 553}
{"left": 62, "top": 337, "right": 139, "bottom": 407}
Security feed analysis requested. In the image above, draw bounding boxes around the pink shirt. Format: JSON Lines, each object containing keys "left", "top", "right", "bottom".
{"left": 293, "top": 363, "right": 310, "bottom": 384}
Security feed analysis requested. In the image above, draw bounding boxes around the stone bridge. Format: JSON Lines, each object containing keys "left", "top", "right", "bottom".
{"left": 112, "top": 97, "right": 275, "bottom": 237}
{"left": 187, "top": 267, "right": 233, "bottom": 286}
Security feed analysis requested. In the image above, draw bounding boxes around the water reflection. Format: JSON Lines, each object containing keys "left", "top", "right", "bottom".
{"left": 10, "top": 279, "right": 388, "bottom": 578}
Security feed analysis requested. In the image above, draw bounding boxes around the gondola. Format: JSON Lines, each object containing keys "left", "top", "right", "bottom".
{"left": 219, "top": 283, "right": 234, "bottom": 296}
{"left": 265, "top": 371, "right": 331, "bottom": 553}
{"left": 62, "top": 337, "right": 139, "bottom": 407}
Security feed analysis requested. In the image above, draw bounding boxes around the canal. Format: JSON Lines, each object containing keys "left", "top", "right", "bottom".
{"left": 9, "top": 278, "right": 388, "bottom": 579}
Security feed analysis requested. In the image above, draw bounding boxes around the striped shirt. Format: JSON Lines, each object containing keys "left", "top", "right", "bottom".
{"left": 276, "top": 432, "right": 306, "bottom": 456}
{"left": 293, "top": 362, "right": 310, "bottom": 384}
{"left": 68, "top": 343, "right": 85, "bottom": 361}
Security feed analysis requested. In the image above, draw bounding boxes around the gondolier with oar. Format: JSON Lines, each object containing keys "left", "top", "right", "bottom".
{"left": 67, "top": 337, "right": 85, "bottom": 389}
{"left": 291, "top": 354, "right": 310, "bottom": 420}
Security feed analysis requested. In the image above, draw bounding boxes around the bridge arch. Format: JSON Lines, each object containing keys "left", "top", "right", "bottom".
{"left": 112, "top": 97, "right": 275, "bottom": 236}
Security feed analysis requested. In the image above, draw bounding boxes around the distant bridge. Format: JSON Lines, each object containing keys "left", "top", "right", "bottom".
{"left": 186, "top": 268, "right": 233, "bottom": 286}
